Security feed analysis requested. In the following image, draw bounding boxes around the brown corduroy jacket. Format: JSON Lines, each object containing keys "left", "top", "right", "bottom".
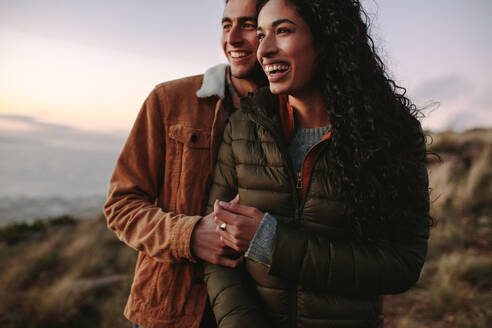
{"left": 104, "top": 64, "right": 231, "bottom": 328}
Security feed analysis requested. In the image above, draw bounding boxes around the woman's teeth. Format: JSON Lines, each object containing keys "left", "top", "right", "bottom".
{"left": 264, "top": 64, "right": 290, "bottom": 74}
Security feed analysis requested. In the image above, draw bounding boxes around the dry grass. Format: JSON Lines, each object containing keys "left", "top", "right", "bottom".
{"left": 426, "top": 252, "right": 486, "bottom": 318}
{"left": 428, "top": 129, "right": 492, "bottom": 219}
{"left": 428, "top": 128, "right": 492, "bottom": 155}
{"left": 385, "top": 250, "right": 491, "bottom": 328}
{"left": 0, "top": 215, "right": 136, "bottom": 327}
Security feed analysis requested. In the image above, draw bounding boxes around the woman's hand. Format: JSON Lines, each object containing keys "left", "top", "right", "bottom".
{"left": 191, "top": 212, "right": 244, "bottom": 267}
{"left": 213, "top": 195, "right": 264, "bottom": 252}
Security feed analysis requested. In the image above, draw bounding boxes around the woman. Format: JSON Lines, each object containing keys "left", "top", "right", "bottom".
{"left": 204, "top": 0, "right": 430, "bottom": 327}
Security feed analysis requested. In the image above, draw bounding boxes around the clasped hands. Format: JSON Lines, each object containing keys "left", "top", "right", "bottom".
{"left": 213, "top": 194, "right": 264, "bottom": 253}
{"left": 191, "top": 194, "right": 264, "bottom": 268}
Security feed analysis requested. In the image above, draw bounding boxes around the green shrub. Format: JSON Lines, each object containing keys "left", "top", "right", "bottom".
{"left": 0, "top": 215, "right": 77, "bottom": 245}
{"left": 18, "top": 251, "right": 60, "bottom": 289}
{"left": 0, "top": 221, "right": 45, "bottom": 244}
{"left": 46, "top": 215, "right": 76, "bottom": 226}
{"left": 459, "top": 256, "right": 492, "bottom": 287}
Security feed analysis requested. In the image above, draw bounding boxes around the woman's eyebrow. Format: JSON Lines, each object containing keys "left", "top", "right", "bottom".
{"left": 257, "top": 18, "right": 296, "bottom": 31}
{"left": 272, "top": 18, "right": 296, "bottom": 27}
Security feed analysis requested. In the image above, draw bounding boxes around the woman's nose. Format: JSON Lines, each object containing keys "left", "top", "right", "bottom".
{"left": 257, "top": 34, "right": 278, "bottom": 61}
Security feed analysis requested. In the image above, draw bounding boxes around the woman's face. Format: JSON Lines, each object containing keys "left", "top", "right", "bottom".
{"left": 257, "top": 0, "right": 318, "bottom": 95}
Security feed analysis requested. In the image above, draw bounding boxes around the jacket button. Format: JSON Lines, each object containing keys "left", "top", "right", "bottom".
{"left": 190, "top": 134, "right": 198, "bottom": 143}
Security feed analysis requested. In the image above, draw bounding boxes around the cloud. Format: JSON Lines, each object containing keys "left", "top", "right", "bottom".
{"left": 444, "top": 111, "right": 479, "bottom": 131}
{"left": 470, "top": 86, "right": 492, "bottom": 112}
{"left": 413, "top": 75, "right": 474, "bottom": 103}
{"left": 0, "top": 113, "right": 125, "bottom": 153}
{"left": 413, "top": 75, "right": 492, "bottom": 131}
{"left": 0, "top": 114, "right": 126, "bottom": 199}
{"left": 0, "top": 113, "right": 74, "bottom": 133}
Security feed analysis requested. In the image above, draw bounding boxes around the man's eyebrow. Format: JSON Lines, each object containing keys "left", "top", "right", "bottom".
{"left": 258, "top": 18, "right": 296, "bottom": 31}
{"left": 222, "top": 16, "right": 257, "bottom": 24}
{"left": 238, "top": 16, "right": 257, "bottom": 23}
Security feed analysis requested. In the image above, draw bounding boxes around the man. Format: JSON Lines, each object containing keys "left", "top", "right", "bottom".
{"left": 104, "top": 0, "right": 264, "bottom": 327}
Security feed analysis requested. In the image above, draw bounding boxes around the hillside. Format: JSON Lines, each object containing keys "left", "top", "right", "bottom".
{"left": 0, "top": 215, "right": 136, "bottom": 327}
{"left": 385, "top": 128, "right": 492, "bottom": 328}
{"left": 0, "top": 129, "right": 491, "bottom": 328}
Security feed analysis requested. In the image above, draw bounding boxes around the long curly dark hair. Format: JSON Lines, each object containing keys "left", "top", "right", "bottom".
{"left": 257, "top": 0, "right": 431, "bottom": 240}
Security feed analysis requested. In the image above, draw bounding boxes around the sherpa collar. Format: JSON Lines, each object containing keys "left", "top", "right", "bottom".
{"left": 196, "top": 63, "right": 229, "bottom": 99}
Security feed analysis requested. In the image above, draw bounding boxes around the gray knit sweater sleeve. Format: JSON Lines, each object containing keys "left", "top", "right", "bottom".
{"left": 245, "top": 212, "right": 277, "bottom": 267}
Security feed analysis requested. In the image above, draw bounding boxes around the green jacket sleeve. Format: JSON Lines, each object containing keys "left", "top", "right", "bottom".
{"left": 204, "top": 122, "right": 270, "bottom": 328}
{"left": 269, "top": 132, "right": 430, "bottom": 295}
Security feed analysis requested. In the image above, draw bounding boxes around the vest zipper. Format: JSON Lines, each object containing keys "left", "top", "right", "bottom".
{"left": 299, "top": 151, "right": 324, "bottom": 213}
{"left": 290, "top": 143, "right": 327, "bottom": 328}
{"left": 297, "top": 139, "right": 329, "bottom": 210}
{"left": 296, "top": 138, "right": 323, "bottom": 194}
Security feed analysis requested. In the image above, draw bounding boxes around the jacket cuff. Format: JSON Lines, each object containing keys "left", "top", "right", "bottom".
{"left": 245, "top": 212, "right": 277, "bottom": 266}
{"left": 175, "top": 215, "right": 202, "bottom": 263}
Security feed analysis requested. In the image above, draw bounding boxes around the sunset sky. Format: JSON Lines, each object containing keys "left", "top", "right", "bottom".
{"left": 1, "top": 0, "right": 491, "bottom": 134}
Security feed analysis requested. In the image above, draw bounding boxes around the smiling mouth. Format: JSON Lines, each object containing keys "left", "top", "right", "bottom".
{"left": 263, "top": 63, "right": 291, "bottom": 80}
{"left": 229, "top": 51, "right": 251, "bottom": 59}
{"left": 264, "top": 63, "right": 290, "bottom": 74}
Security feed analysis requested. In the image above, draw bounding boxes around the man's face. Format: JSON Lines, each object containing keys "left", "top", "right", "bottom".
{"left": 221, "top": 0, "right": 259, "bottom": 79}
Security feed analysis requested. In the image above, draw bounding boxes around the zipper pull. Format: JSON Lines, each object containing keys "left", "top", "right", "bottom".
{"left": 296, "top": 171, "right": 302, "bottom": 189}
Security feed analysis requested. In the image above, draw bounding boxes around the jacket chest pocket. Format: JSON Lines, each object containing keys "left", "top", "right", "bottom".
{"left": 169, "top": 124, "right": 211, "bottom": 149}
{"left": 167, "top": 124, "right": 212, "bottom": 214}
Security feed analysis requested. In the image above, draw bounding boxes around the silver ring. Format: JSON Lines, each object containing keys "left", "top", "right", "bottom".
{"left": 220, "top": 223, "right": 227, "bottom": 231}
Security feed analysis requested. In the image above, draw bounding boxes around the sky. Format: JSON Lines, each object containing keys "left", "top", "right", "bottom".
{"left": 0, "top": 0, "right": 491, "bottom": 135}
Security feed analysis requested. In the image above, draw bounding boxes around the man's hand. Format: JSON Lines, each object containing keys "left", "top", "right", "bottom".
{"left": 191, "top": 212, "right": 242, "bottom": 268}
{"left": 213, "top": 195, "right": 264, "bottom": 252}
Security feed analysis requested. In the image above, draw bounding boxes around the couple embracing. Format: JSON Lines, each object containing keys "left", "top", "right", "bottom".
{"left": 105, "top": 0, "right": 430, "bottom": 327}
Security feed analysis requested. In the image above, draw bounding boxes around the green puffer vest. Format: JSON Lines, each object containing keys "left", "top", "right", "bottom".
{"left": 204, "top": 89, "right": 429, "bottom": 328}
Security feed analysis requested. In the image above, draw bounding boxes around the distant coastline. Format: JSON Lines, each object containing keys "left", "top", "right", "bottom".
{"left": 0, "top": 194, "right": 106, "bottom": 226}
